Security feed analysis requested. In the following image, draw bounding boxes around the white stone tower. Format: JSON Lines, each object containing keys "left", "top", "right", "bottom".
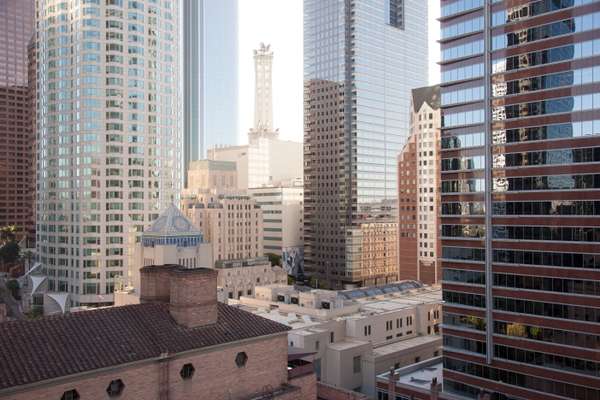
{"left": 250, "top": 43, "right": 277, "bottom": 141}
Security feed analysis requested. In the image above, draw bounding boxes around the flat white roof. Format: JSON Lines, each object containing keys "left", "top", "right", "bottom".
{"left": 372, "top": 334, "right": 442, "bottom": 358}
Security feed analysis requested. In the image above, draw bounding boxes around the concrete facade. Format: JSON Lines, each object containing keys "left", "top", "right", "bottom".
{"left": 234, "top": 282, "right": 442, "bottom": 397}
{"left": 186, "top": 160, "right": 238, "bottom": 192}
{"left": 248, "top": 183, "right": 304, "bottom": 275}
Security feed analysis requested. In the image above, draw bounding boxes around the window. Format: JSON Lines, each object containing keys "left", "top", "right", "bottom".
{"left": 180, "top": 363, "right": 195, "bottom": 380}
{"left": 61, "top": 390, "right": 79, "bottom": 400}
{"left": 388, "top": 0, "right": 404, "bottom": 29}
{"left": 235, "top": 352, "right": 248, "bottom": 368}
{"left": 330, "top": 332, "right": 335, "bottom": 343}
{"left": 315, "top": 341, "right": 320, "bottom": 351}
{"left": 353, "top": 356, "right": 361, "bottom": 373}
{"left": 106, "top": 379, "right": 125, "bottom": 397}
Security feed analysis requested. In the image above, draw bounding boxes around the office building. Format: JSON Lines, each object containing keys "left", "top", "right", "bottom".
{"left": 35, "top": 0, "right": 182, "bottom": 306}
{"left": 181, "top": 193, "right": 264, "bottom": 263}
{"left": 183, "top": 0, "right": 239, "bottom": 179}
{"left": 248, "top": 181, "right": 304, "bottom": 276}
{"left": 0, "top": 0, "right": 35, "bottom": 239}
{"left": 303, "top": 0, "right": 429, "bottom": 289}
{"left": 397, "top": 86, "right": 441, "bottom": 285}
{"left": 439, "top": 1, "right": 600, "bottom": 399}
{"left": 234, "top": 281, "right": 442, "bottom": 398}
{"left": 0, "top": 266, "right": 317, "bottom": 399}
{"left": 186, "top": 159, "right": 238, "bottom": 193}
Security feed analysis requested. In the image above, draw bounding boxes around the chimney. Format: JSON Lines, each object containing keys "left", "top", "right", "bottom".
{"left": 140, "top": 266, "right": 172, "bottom": 303}
{"left": 388, "top": 366, "right": 398, "bottom": 399}
{"left": 168, "top": 267, "right": 218, "bottom": 328}
{"left": 430, "top": 377, "right": 441, "bottom": 400}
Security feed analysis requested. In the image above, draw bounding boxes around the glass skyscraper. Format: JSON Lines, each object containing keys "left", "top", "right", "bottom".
{"left": 36, "top": 0, "right": 181, "bottom": 306}
{"left": 303, "top": 0, "right": 428, "bottom": 289}
{"left": 183, "top": 0, "right": 238, "bottom": 182}
{"left": 440, "top": 0, "right": 600, "bottom": 399}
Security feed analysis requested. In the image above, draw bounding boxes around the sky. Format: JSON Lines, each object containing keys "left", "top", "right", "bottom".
{"left": 238, "top": 0, "right": 440, "bottom": 143}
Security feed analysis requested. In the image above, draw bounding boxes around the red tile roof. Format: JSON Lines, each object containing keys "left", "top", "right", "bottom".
{"left": 0, "top": 302, "right": 290, "bottom": 390}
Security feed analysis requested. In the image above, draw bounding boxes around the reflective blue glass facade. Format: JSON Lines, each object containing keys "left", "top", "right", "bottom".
{"left": 440, "top": 0, "right": 600, "bottom": 399}
{"left": 304, "top": 0, "right": 428, "bottom": 289}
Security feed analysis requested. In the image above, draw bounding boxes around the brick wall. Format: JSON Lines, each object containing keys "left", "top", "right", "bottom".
{"left": 5, "top": 334, "right": 302, "bottom": 400}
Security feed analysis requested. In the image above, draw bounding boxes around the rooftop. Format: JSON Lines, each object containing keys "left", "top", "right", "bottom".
{"left": 378, "top": 356, "right": 443, "bottom": 390}
{"left": 0, "top": 302, "right": 289, "bottom": 391}
{"left": 372, "top": 334, "right": 442, "bottom": 358}
{"left": 144, "top": 203, "right": 201, "bottom": 237}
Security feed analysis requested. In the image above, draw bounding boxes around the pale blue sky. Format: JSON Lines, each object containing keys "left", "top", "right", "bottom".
{"left": 238, "top": 0, "right": 440, "bottom": 143}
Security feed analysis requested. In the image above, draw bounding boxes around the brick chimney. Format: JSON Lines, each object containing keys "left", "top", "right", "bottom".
{"left": 140, "top": 265, "right": 172, "bottom": 303}
{"left": 168, "top": 267, "right": 218, "bottom": 328}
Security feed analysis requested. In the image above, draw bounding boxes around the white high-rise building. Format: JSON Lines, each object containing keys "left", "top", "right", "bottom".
{"left": 36, "top": 0, "right": 181, "bottom": 306}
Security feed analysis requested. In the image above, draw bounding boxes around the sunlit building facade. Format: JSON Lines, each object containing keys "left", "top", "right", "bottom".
{"left": 440, "top": 0, "right": 600, "bottom": 399}
{"left": 0, "top": 0, "right": 35, "bottom": 239}
{"left": 303, "top": 0, "right": 429, "bottom": 289}
{"left": 36, "top": 0, "right": 181, "bottom": 306}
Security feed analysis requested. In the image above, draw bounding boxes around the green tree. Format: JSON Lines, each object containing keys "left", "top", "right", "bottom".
{"left": 266, "top": 252, "right": 282, "bottom": 267}
{"left": 0, "top": 241, "right": 20, "bottom": 264}
{"left": 6, "top": 279, "right": 20, "bottom": 300}
{"left": 0, "top": 225, "right": 17, "bottom": 245}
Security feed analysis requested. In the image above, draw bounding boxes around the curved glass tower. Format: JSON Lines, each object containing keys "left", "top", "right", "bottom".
{"left": 36, "top": 0, "right": 181, "bottom": 305}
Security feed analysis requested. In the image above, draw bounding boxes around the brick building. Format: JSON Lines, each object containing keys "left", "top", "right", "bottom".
{"left": 0, "top": 0, "right": 35, "bottom": 238}
{"left": 0, "top": 266, "right": 316, "bottom": 399}
{"left": 397, "top": 86, "right": 442, "bottom": 285}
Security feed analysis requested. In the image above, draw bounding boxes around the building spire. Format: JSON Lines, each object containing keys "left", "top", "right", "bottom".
{"left": 250, "top": 43, "right": 278, "bottom": 141}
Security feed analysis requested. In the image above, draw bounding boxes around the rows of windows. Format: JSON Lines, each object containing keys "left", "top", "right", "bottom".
{"left": 443, "top": 268, "right": 485, "bottom": 285}
{"left": 441, "top": 16, "right": 483, "bottom": 40}
{"left": 441, "top": 131, "right": 484, "bottom": 149}
{"left": 493, "top": 94, "right": 600, "bottom": 121}
{"left": 442, "top": 202, "right": 485, "bottom": 216}
{"left": 493, "top": 273, "right": 600, "bottom": 296}
{"left": 493, "top": 120, "right": 600, "bottom": 144}
{"left": 441, "top": 0, "right": 483, "bottom": 18}
{"left": 494, "top": 67, "right": 600, "bottom": 99}
{"left": 444, "top": 335, "right": 486, "bottom": 354}
{"left": 493, "top": 225, "right": 600, "bottom": 243}
{"left": 442, "top": 85, "right": 484, "bottom": 106}
{"left": 492, "top": 0, "right": 586, "bottom": 27}
{"left": 494, "top": 344, "right": 600, "bottom": 377}
{"left": 493, "top": 200, "right": 600, "bottom": 216}
{"left": 493, "top": 174, "right": 600, "bottom": 192}
{"left": 494, "top": 320, "right": 600, "bottom": 350}
{"left": 444, "top": 357, "right": 600, "bottom": 400}
{"left": 442, "top": 62, "right": 484, "bottom": 84}
{"left": 442, "top": 155, "right": 484, "bottom": 171}
{"left": 442, "top": 224, "right": 485, "bottom": 239}
{"left": 503, "top": 147, "right": 600, "bottom": 168}
{"left": 443, "top": 290, "right": 486, "bottom": 308}
{"left": 442, "top": 178, "right": 484, "bottom": 193}
{"left": 443, "top": 108, "right": 484, "bottom": 128}
{"left": 443, "top": 246, "right": 485, "bottom": 262}
{"left": 443, "top": 312, "right": 486, "bottom": 331}
{"left": 442, "top": 39, "right": 484, "bottom": 62}
{"left": 494, "top": 296, "right": 600, "bottom": 323}
{"left": 493, "top": 13, "right": 600, "bottom": 50}
{"left": 493, "top": 248, "right": 600, "bottom": 269}
{"left": 443, "top": 379, "right": 521, "bottom": 400}
{"left": 493, "top": 38, "right": 600, "bottom": 74}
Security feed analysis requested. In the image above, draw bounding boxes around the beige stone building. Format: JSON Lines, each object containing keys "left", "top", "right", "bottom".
{"left": 186, "top": 159, "right": 238, "bottom": 192}
{"left": 182, "top": 193, "right": 263, "bottom": 263}
{"left": 233, "top": 281, "right": 442, "bottom": 398}
{"left": 0, "top": 267, "right": 317, "bottom": 400}
{"left": 217, "top": 258, "right": 287, "bottom": 300}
